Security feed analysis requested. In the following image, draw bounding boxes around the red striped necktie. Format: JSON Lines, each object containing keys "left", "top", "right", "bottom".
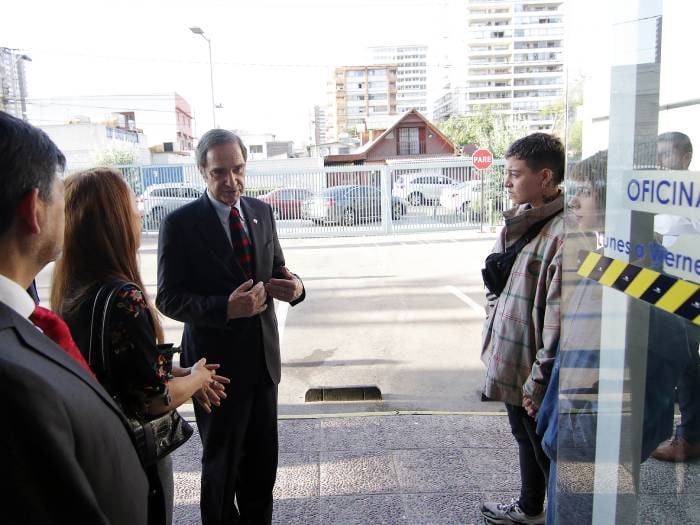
{"left": 229, "top": 206, "right": 253, "bottom": 279}
{"left": 29, "top": 306, "right": 96, "bottom": 378}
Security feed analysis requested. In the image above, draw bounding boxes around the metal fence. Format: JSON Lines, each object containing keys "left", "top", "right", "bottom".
{"left": 116, "top": 158, "right": 510, "bottom": 238}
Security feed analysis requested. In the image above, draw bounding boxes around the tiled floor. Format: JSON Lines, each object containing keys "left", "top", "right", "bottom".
{"left": 171, "top": 415, "right": 700, "bottom": 524}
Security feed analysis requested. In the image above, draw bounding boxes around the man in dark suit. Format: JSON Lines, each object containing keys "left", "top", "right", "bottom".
{"left": 0, "top": 111, "right": 149, "bottom": 523}
{"left": 157, "top": 129, "right": 305, "bottom": 524}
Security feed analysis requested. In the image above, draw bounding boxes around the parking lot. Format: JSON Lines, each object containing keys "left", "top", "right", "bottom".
{"left": 35, "top": 229, "right": 502, "bottom": 415}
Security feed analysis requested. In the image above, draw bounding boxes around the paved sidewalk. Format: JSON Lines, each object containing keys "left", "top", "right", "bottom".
{"left": 172, "top": 413, "right": 518, "bottom": 524}
{"left": 172, "top": 413, "right": 700, "bottom": 524}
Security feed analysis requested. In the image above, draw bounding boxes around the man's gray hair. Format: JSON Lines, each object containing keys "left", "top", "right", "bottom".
{"left": 195, "top": 129, "right": 248, "bottom": 171}
{"left": 658, "top": 131, "right": 693, "bottom": 154}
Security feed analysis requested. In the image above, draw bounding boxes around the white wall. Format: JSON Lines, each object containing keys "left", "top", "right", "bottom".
{"left": 41, "top": 122, "right": 151, "bottom": 172}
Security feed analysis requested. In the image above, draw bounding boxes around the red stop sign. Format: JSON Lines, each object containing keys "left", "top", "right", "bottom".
{"left": 472, "top": 148, "right": 493, "bottom": 170}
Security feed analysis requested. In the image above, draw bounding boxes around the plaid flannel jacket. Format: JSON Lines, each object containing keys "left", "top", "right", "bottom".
{"left": 481, "top": 193, "right": 565, "bottom": 408}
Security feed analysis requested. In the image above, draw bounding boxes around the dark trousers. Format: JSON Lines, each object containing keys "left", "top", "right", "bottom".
{"left": 195, "top": 351, "right": 279, "bottom": 525}
{"left": 506, "top": 403, "right": 550, "bottom": 516}
{"left": 676, "top": 346, "right": 700, "bottom": 443}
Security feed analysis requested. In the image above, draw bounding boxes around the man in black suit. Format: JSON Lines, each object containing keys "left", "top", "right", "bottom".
{"left": 0, "top": 111, "right": 149, "bottom": 523}
{"left": 157, "top": 129, "right": 305, "bottom": 524}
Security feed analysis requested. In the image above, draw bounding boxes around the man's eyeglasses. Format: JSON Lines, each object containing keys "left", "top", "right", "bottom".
{"left": 566, "top": 182, "right": 593, "bottom": 199}
{"left": 209, "top": 165, "right": 246, "bottom": 179}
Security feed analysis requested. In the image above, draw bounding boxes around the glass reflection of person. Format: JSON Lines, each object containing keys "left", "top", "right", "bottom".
{"left": 653, "top": 132, "right": 698, "bottom": 246}
{"left": 650, "top": 132, "right": 700, "bottom": 463}
{"left": 541, "top": 148, "right": 699, "bottom": 524}
{"left": 537, "top": 150, "right": 608, "bottom": 524}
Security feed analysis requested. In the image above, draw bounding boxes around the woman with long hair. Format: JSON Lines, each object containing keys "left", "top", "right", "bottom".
{"left": 51, "top": 168, "right": 229, "bottom": 525}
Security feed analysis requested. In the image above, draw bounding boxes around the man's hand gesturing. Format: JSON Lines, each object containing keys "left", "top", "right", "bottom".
{"left": 265, "top": 267, "right": 303, "bottom": 303}
{"left": 227, "top": 280, "right": 268, "bottom": 319}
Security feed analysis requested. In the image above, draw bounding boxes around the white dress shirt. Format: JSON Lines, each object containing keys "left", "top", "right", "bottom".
{"left": 654, "top": 214, "right": 700, "bottom": 248}
{"left": 207, "top": 189, "right": 249, "bottom": 247}
{"left": 0, "top": 274, "right": 36, "bottom": 320}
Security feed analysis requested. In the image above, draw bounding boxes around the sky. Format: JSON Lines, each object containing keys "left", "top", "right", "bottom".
{"left": 3, "top": 0, "right": 695, "bottom": 146}
{"left": 2, "top": 0, "right": 448, "bottom": 143}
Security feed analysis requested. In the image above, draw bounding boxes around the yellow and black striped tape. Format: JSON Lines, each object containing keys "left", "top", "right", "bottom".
{"left": 577, "top": 250, "right": 700, "bottom": 325}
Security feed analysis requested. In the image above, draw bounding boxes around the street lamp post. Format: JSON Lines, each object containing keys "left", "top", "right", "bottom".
{"left": 189, "top": 26, "right": 217, "bottom": 128}
{"left": 15, "top": 54, "right": 32, "bottom": 121}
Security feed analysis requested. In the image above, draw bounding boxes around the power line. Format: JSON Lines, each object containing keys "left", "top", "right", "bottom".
{"left": 26, "top": 49, "right": 454, "bottom": 69}
{"left": 28, "top": 116, "right": 196, "bottom": 126}
{"left": 20, "top": 100, "right": 183, "bottom": 113}
{"left": 26, "top": 94, "right": 181, "bottom": 100}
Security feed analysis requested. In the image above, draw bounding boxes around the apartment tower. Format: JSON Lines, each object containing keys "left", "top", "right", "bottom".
{"left": 435, "top": 0, "right": 565, "bottom": 131}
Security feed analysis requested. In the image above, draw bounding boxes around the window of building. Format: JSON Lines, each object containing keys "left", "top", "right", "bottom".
{"left": 398, "top": 127, "right": 420, "bottom": 155}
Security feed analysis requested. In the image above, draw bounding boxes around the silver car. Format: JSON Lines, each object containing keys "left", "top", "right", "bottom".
{"left": 393, "top": 172, "right": 456, "bottom": 206}
{"left": 137, "top": 183, "right": 202, "bottom": 228}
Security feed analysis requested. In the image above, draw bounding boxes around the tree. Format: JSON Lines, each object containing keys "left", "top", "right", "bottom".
{"left": 437, "top": 107, "right": 528, "bottom": 231}
{"left": 539, "top": 75, "right": 584, "bottom": 160}
{"left": 539, "top": 99, "right": 566, "bottom": 138}
{"left": 96, "top": 149, "right": 142, "bottom": 194}
{"left": 437, "top": 106, "right": 526, "bottom": 157}
{"left": 96, "top": 149, "right": 137, "bottom": 167}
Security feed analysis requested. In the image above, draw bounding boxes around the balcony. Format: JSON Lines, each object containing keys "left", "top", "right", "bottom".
{"left": 467, "top": 70, "right": 514, "bottom": 79}
{"left": 468, "top": 49, "right": 512, "bottom": 59}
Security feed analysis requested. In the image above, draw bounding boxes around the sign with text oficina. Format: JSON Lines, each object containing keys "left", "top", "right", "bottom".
{"left": 621, "top": 169, "right": 700, "bottom": 284}
{"left": 623, "top": 170, "right": 700, "bottom": 218}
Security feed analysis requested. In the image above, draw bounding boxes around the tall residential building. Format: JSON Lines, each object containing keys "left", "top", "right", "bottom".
{"left": 330, "top": 65, "right": 398, "bottom": 138}
{"left": 309, "top": 105, "right": 328, "bottom": 146}
{"left": 369, "top": 45, "right": 429, "bottom": 114}
{"left": 0, "top": 48, "right": 31, "bottom": 120}
{"left": 435, "top": 0, "right": 565, "bottom": 131}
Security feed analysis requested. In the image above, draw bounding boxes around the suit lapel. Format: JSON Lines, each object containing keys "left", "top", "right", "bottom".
{"left": 3, "top": 305, "right": 126, "bottom": 421}
{"left": 240, "top": 197, "right": 265, "bottom": 281}
{"left": 194, "top": 194, "right": 251, "bottom": 280}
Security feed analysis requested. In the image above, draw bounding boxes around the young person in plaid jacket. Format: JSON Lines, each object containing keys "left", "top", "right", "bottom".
{"left": 479, "top": 133, "right": 566, "bottom": 525}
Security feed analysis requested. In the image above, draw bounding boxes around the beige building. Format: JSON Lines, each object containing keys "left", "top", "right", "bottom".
{"left": 369, "top": 45, "right": 429, "bottom": 115}
{"left": 329, "top": 65, "right": 398, "bottom": 140}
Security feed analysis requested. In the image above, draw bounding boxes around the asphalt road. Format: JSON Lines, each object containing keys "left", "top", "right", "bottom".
{"left": 35, "top": 229, "right": 502, "bottom": 415}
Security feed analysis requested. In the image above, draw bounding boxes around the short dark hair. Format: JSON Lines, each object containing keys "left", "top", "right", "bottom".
{"left": 0, "top": 111, "right": 66, "bottom": 236}
{"left": 505, "top": 132, "right": 566, "bottom": 185}
{"left": 570, "top": 150, "right": 608, "bottom": 207}
{"left": 195, "top": 129, "right": 248, "bottom": 171}
{"left": 658, "top": 131, "right": 692, "bottom": 154}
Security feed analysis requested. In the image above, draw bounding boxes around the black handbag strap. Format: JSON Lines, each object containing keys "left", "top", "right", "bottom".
{"left": 88, "top": 280, "right": 139, "bottom": 395}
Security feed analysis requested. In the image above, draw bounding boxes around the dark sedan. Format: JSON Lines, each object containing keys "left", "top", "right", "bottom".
{"left": 303, "top": 185, "right": 407, "bottom": 226}
{"left": 257, "top": 187, "right": 314, "bottom": 220}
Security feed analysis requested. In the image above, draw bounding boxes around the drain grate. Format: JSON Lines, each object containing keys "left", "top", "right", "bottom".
{"left": 305, "top": 386, "right": 382, "bottom": 403}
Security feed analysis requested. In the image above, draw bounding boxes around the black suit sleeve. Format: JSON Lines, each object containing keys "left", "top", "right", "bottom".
{"left": 269, "top": 204, "right": 305, "bottom": 306}
{"left": 0, "top": 366, "right": 110, "bottom": 524}
{"left": 156, "top": 213, "right": 229, "bottom": 328}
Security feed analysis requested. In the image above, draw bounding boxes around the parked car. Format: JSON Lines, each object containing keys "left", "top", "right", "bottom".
{"left": 257, "top": 187, "right": 314, "bottom": 220}
{"left": 393, "top": 172, "right": 456, "bottom": 206}
{"left": 439, "top": 180, "right": 482, "bottom": 217}
{"left": 303, "top": 185, "right": 407, "bottom": 226}
{"left": 137, "top": 183, "right": 202, "bottom": 228}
